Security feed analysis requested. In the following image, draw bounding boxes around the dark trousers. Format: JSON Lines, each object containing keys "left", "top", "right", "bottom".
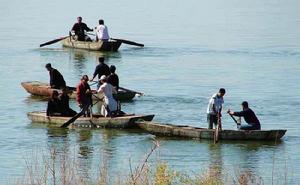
{"left": 207, "top": 114, "right": 218, "bottom": 129}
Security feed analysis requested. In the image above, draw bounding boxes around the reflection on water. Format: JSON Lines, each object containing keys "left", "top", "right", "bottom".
{"left": 77, "top": 129, "right": 93, "bottom": 158}
{"left": 208, "top": 143, "right": 223, "bottom": 181}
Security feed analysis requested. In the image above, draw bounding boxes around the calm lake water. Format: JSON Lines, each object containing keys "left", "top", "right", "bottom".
{"left": 1, "top": 0, "right": 300, "bottom": 184}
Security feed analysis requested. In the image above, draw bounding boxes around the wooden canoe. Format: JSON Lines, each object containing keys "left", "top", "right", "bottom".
{"left": 21, "top": 81, "right": 137, "bottom": 101}
{"left": 28, "top": 111, "right": 154, "bottom": 128}
{"left": 137, "top": 121, "right": 287, "bottom": 141}
{"left": 62, "top": 37, "right": 122, "bottom": 52}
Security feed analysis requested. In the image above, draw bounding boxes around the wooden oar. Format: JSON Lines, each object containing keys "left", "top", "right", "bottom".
{"left": 60, "top": 106, "right": 87, "bottom": 128}
{"left": 86, "top": 33, "right": 144, "bottom": 47}
{"left": 40, "top": 36, "right": 68, "bottom": 47}
{"left": 228, "top": 113, "right": 240, "bottom": 129}
{"left": 214, "top": 114, "right": 222, "bottom": 144}
{"left": 110, "top": 38, "right": 144, "bottom": 47}
{"left": 119, "top": 87, "right": 144, "bottom": 96}
{"left": 60, "top": 97, "right": 101, "bottom": 128}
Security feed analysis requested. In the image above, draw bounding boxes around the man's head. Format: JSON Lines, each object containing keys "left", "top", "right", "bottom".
{"left": 45, "top": 63, "right": 52, "bottom": 71}
{"left": 100, "top": 75, "right": 107, "bottom": 83}
{"left": 98, "top": 57, "right": 105, "bottom": 63}
{"left": 99, "top": 19, "right": 104, "bottom": 25}
{"left": 51, "top": 90, "right": 59, "bottom": 99}
{"left": 81, "top": 75, "right": 89, "bottom": 82}
{"left": 241, "top": 101, "right": 249, "bottom": 110}
{"left": 62, "top": 87, "right": 69, "bottom": 94}
{"left": 110, "top": 65, "right": 116, "bottom": 73}
{"left": 218, "top": 88, "right": 226, "bottom": 97}
{"left": 77, "top": 16, "right": 82, "bottom": 23}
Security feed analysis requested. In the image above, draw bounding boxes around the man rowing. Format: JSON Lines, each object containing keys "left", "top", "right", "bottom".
{"left": 95, "top": 19, "right": 110, "bottom": 42}
{"left": 227, "top": 101, "right": 261, "bottom": 130}
{"left": 45, "top": 63, "right": 66, "bottom": 89}
{"left": 71, "top": 16, "right": 93, "bottom": 41}
{"left": 206, "top": 88, "right": 226, "bottom": 129}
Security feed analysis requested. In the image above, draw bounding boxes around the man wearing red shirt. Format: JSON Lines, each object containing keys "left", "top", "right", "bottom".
{"left": 76, "top": 75, "right": 92, "bottom": 117}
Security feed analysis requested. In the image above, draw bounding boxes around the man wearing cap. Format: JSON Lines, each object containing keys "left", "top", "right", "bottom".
{"left": 107, "top": 65, "right": 119, "bottom": 91}
{"left": 227, "top": 101, "right": 261, "bottom": 130}
{"left": 90, "top": 57, "right": 110, "bottom": 88}
{"left": 76, "top": 75, "right": 92, "bottom": 117}
{"left": 45, "top": 63, "right": 66, "bottom": 89}
{"left": 71, "top": 16, "right": 93, "bottom": 41}
{"left": 97, "top": 75, "right": 117, "bottom": 117}
{"left": 206, "top": 88, "right": 226, "bottom": 129}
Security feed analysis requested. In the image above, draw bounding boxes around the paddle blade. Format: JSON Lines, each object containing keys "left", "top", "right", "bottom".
{"left": 40, "top": 36, "right": 67, "bottom": 47}
{"left": 110, "top": 38, "right": 144, "bottom": 47}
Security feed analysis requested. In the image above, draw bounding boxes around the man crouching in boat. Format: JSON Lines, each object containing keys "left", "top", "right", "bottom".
{"left": 71, "top": 16, "right": 93, "bottom": 41}
{"left": 97, "top": 75, "right": 118, "bottom": 117}
{"left": 59, "top": 88, "right": 77, "bottom": 117}
{"left": 47, "top": 91, "right": 61, "bottom": 116}
{"left": 227, "top": 101, "right": 261, "bottom": 130}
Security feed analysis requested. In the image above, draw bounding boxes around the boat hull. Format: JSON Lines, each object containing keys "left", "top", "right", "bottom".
{"left": 21, "top": 81, "right": 136, "bottom": 101}
{"left": 28, "top": 111, "right": 154, "bottom": 128}
{"left": 62, "top": 38, "right": 122, "bottom": 52}
{"left": 137, "top": 122, "right": 286, "bottom": 141}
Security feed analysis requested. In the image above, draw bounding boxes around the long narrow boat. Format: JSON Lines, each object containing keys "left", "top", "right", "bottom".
{"left": 28, "top": 111, "right": 154, "bottom": 128}
{"left": 137, "top": 121, "right": 286, "bottom": 141}
{"left": 62, "top": 37, "right": 122, "bottom": 52}
{"left": 21, "top": 81, "right": 137, "bottom": 101}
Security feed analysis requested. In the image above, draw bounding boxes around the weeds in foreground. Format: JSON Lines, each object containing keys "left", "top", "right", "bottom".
{"left": 14, "top": 139, "right": 268, "bottom": 185}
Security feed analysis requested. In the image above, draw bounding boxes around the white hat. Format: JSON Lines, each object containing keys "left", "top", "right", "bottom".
{"left": 100, "top": 75, "right": 106, "bottom": 81}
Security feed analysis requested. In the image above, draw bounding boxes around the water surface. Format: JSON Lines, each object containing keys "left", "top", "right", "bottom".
{"left": 0, "top": 0, "right": 300, "bottom": 184}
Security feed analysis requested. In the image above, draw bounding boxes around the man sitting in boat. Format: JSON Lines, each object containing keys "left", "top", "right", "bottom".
{"left": 45, "top": 63, "right": 66, "bottom": 89}
{"left": 107, "top": 65, "right": 119, "bottom": 91}
{"left": 71, "top": 16, "right": 93, "bottom": 41}
{"left": 90, "top": 57, "right": 110, "bottom": 88}
{"left": 76, "top": 75, "right": 92, "bottom": 117}
{"left": 227, "top": 101, "right": 261, "bottom": 130}
{"left": 95, "top": 19, "right": 110, "bottom": 42}
{"left": 97, "top": 75, "right": 118, "bottom": 117}
{"left": 59, "top": 88, "right": 77, "bottom": 117}
{"left": 47, "top": 91, "right": 62, "bottom": 116}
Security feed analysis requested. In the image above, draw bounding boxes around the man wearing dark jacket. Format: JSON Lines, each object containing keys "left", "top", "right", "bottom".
{"left": 45, "top": 63, "right": 66, "bottom": 89}
{"left": 90, "top": 57, "right": 110, "bottom": 88}
{"left": 227, "top": 101, "right": 261, "bottom": 130}
{"left": 71, "top": 16, "right": 93, "bottom": 41}
{"left": 107, "top": 65, "right": 119, "bottom": 91}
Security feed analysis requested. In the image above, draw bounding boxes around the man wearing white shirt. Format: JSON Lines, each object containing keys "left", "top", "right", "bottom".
{"left": 95, "top": 19, "right": 110, "bottom": 42}
{"left": 206, "top": 88, "right": 226, "bottom": 129}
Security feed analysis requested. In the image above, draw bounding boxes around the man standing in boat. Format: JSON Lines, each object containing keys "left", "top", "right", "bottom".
{"left": 107, "top": 65, "right": 119, "bottom": 91}
{"left": 90, "top": 57, "right": 111, "bottom": 88}
{"left": 76, "top": 75, "right": 92, "bottom": 117}
{"left": 227, "top": 101, "right": 261, "bottom": 130}
{"left": 95, "top": 19, "right": 110, "bottom": 42}
{"left": 206, "top": 88, "right": 226, "bottom": 129}
{"left": 45, "top": 63, "right": 66, "bottom": 89}
{"left": 97, "top": 75, "right": 118, "bottom": 117}
{"left": 71, "top": 16, "right": 93, "bottom": 41}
